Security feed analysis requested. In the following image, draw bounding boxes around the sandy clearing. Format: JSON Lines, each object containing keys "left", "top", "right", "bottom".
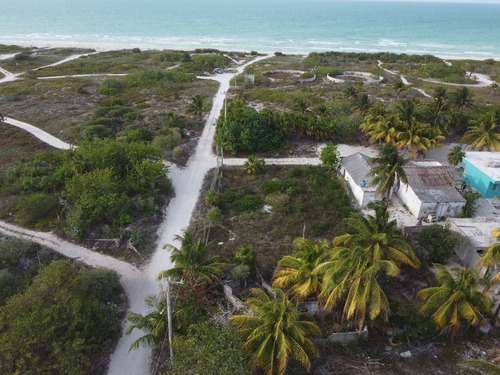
{"left": 0, "top": 53, "right": 17, "bottom": 60}
{"left": 3, "top": 117, "right": 74, "bottom": 149}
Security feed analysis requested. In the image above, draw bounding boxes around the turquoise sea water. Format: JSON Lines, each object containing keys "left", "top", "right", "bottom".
{"left": 0, "top": 0, "right": 499, "bottom": 59}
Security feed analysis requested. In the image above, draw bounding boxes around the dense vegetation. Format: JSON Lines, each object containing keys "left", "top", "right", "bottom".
{"left": 0, "top": 237, "right": 124, "bottom": 375}
{"left": 2, "top": 140, "right": 171, "bottom": 249}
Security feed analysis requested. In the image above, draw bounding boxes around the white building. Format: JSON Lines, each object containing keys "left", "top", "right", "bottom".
{"left": 397, "top": 160, "right": 466, "bottom": 219}
{"left": 448, "top": 218, "right": 499, "bottom": 274}
{"left": 339, "top": 153, "right": 378, "bottom": 208}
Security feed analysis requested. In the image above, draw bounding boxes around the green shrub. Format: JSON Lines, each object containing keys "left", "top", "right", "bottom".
{"left": 418, "top": 224, "right": 460, "bottom": 263}
{"left": 206, "top": 206, "right": 223, "bottom": 227}
{"left": 264, "top": 192, "right": 290, "bottom": 212}
{"left": 236, "top": 195, "right": 262, "bottom": 211}
{"left": 16, "top": 193, "right": 58, "bottom": 227}
{"left": 231, "top": 264, "right": 251, "bottom": 287}
{"left": 243, "top": 156, "right": 266, "bottom": 174}
{"left": 205, "top": 189, "right": 219, "bottom": 206}
{"left": 260, "top": 180, "right": 281, "bottom": 195}
{"left": 234, "top": 244, "right": 257, "bottom": 271}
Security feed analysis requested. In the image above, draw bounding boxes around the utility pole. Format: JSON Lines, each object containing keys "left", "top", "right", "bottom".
{"left": 165, "top": 278, "right": 183, "bottom": 362}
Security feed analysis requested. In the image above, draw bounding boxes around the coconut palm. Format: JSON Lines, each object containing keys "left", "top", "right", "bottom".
{"left": 476, "top": 228, "right": 500, "bottom": 284}
{"left": 368, "top": 143, "right": 408, "bottom": 201}
{"left": 273, "top": 238, "right": 329, "bottom": 305}
{"left": 355, "top": 94, "right": 372, "bottom": 115}
{"left": 425, "top": 95, "right": 450, "bottom": 134}
{"left": 229, "top": 288, "right": 320, "bottom": 375}
{"left": 315, "top": 202, "right": 419, "bottom": 330}
{"left": 417, "top": 264, "right": 491, "bottom": 340}
{"left": 334, "top": 201, "right": 420, "bottom": 269}
{"left": 395, "top": 120, "right": 445, "bottom": 158}
{"left": 126, "top": 294, "right": 167, "bottom": 351}
{"left": 462, "top": 115, "right": 500, "bottom": 151}
{"left": 451, "top": 86, "right": 475, "bottom": 111}
{"left": 447, "top": 145, "right": 466, "bottom": 166}
{"left": 315, "top": 243, "right": 397, "bottom": 331}
{"left": 157, "top": 229, "right": 228, "bottom": 283}
{"left": 186, "top": 94, "right": 204, "bottom": 115}
{"left": 461, "top": 359, "right": 500, "bottom": 375}
{"left": 394, "top": 80, "right": 405, "bottom": 99}
{"left": 360, "top": 113, "right": 401, "bottom": 145}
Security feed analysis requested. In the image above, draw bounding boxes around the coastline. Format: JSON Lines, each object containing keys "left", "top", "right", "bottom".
{"left": 2, "top": 40, "right": 500, "bottom": 62}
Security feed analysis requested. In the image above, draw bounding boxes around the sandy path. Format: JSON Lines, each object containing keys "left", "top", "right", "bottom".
{"left": 3, "top": 117, "right": 74, "bottom": 149}
{"left": 0, "top": 66, "right": 21, "bottom": 83}
{"left": 37, "top": 73, "right": 127, "bottom": 80}
{"left": 106, "top": 53, "right": 272, "bottom": 375}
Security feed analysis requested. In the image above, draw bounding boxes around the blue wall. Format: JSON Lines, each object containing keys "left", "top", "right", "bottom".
{"left": 463, "top": 159, "right": 500, "bottom": 198}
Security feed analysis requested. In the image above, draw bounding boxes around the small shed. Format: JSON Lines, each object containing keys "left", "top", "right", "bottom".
{"left": 462, "top": 152, "right": 500, "bottom": 198}
{"left": 397, "top": 160, "right": 466, "bottom": 219}
{"left": 339, "top": 153, "right": 377, "bottom": 207}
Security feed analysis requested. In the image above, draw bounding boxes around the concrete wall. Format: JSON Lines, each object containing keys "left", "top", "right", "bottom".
{"left": 326, "top": 326, "right": 369, "bottom": 343}
{"left": 398, "top": 184, "right": 465, "bottom": 218}
{"left": 339, "top": 165, "right": 376, "bottom": 207}
{"left": 397, "top": 183, "right": 423, "bottom": 217}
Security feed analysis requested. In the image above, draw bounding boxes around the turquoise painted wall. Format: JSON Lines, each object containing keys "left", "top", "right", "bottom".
{"left": 462, "top": 159, "right": 500, "bottom": 198}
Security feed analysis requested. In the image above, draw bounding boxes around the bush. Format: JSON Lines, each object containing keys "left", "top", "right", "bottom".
{"left": 260, "top": 180, "right": 281, "bottom": 195}
{"left": 206, "top": 206, "right": 223, "bottom": 227}
{"left": 243, "top": 156, "right": 266, "bottom": 174}
{"left": 418, "top": 224, "right": 459, "bottom": 263}
{"left": 83, "top": 267, "right": 122, "bottom": 304}
{"left": 236, "top": 195, "right": 262, "bottom": 211}
{"left": 234, "top": 244, "right": 257, "bottom": 271}
{"left": 16, "top": 193, "right": 58, "bottom": 227}
{"left": 205, "top": 189, "right": 219, "bottom": 206}
{"left": 170, "top": 321, "right": 249, "bottom": 375}
{"left": 231, "top": 264, "right": 251, "bottom": 287}
{"left": 264, "top": 192, "right": 290, "bottom": 212}
{"left": 320, "top": 143, "right": 341, "bottom": 171}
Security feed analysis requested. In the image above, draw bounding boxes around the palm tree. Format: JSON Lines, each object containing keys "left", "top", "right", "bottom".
{"left": 368, "top": 143, "right": 408, "bottom": 201}
{"left": 425, "top": 95, "right": 450, "bottom": 134}
{"left": 315, "top": 243, "right": 397, "bottom": 331}
{"left": 315, "top": 202, "right": 419, "bottom": 330}
{"left": 360, "top": 113, "right": 401, "bottom": 145}
{"left": 447, "top": 145, "right": 466, "bottom": 166}
{"left": 229, "top": 288, "right": 320, "bottom": 375}
{"left": 462, "top": 115, "right": 500, "bottom": 151}
{"left": 157, "top": 229, "right": 228, "bottom": 283}
{"left": 417, "top": 264, "right": 491, "bottom": 340}
{"left": 355, "top": 94, "right": 372, "bottom": 115}
{"left": 273, "top": 238, "right": 329, "bottom": 307}
{"left": 451, "top": 86, "right": 475, "bottom": 111}
{"left": 126, "top": 294, "right": 167, "bottom": 351}
{"left": 186, "top": 94, "right": 204, "bottom": 115}
{"left": 344, "top": 84, "right": 360, "bottom": 103}
{"left": 461, "top": 359, "right": 500, "bottom": 375}
{"left": 394, "top": 80, "right": 405, "bottom": 99}
{"left": 334, "top": 201, "right": 420, "bottom": 269}
{"left": 476, "top": 228, "right": 500, "bottom": 284}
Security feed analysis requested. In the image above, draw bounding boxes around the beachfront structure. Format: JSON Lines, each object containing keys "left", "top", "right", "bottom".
{"left": 397, "top": 160, "right": 466, "bottom": 219}
{"left": 462, "top": 152, "right": 500, "bottom": 198}
{"left": 338, "top": 153, "right": 377, "bottom": 208}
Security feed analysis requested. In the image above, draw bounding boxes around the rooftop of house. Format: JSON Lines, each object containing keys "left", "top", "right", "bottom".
{"left": 341, "top": 153, "right": 377, "bottom": 191}
{"left": 447, "top": 217, "right": 499, "bottom": 250}
{"left": 402, "top": 160, "right": 466, "bottom": 203}
{"left": 464, "top": 151, "right": 500, "bottom": 181}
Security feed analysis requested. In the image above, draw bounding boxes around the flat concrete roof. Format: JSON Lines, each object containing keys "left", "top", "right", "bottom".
{"left": 448, "top": 217, "right": 500, "bottom": 249}
{"left": 464, "top": 151, "right": 500, "bottom": 181}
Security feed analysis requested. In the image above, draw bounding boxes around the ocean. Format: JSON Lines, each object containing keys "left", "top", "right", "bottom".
{"left": 0, "top": 0, "right": 499, "bottom": 59}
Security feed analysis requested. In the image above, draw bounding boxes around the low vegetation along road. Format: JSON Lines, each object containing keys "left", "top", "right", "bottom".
{"left": 0, "top": 53, "right": 272, "bottom": 375}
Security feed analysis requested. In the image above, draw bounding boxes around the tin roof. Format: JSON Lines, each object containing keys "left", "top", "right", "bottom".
{"left": 403, "top": 160, "right": 465, "bottom": 203}
{"left": 341, "top": 153, "right": 376, "bottom": 187}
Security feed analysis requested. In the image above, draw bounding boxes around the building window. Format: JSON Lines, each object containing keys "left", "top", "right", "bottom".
{"left": 493, "top": 184, "right": 499, "bottom": 191}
